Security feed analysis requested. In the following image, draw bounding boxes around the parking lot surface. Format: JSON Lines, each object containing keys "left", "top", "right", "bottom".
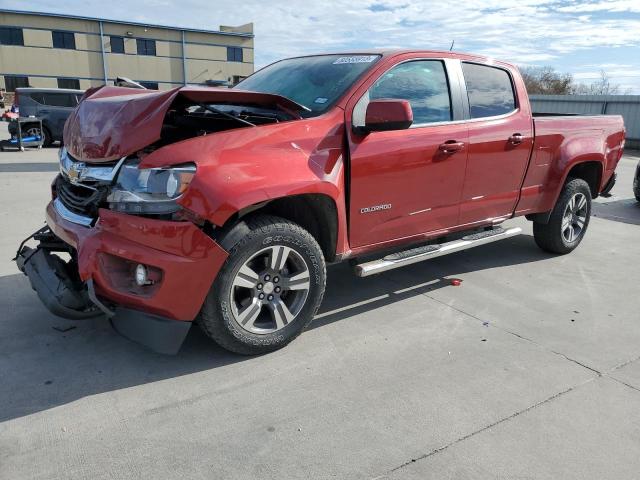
{"left": 1, "top": 124, "right": 639, "bottom": 479}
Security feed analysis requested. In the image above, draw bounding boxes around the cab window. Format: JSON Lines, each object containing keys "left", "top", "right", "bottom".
{"left": 462, "top": 63, "right": 516, "bottom": 118}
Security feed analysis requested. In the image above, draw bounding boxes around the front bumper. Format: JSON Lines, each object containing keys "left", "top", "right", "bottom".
{"left": 16, "top": 202, "right": 229, "bottom": 353}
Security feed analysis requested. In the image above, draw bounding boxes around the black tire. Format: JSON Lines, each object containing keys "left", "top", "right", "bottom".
{"left": 533, "top": 178, "right": 592, "bottom": 254}
{"left": 199, "top": 215, "right": 326, "bottom": 355}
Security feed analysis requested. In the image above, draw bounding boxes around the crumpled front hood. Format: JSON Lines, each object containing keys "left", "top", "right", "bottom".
{"left": 64, "top": 87, "right": 180, "bottom": 162}
{"left": 64, "top": 85, "right": 309, "bottom": 162}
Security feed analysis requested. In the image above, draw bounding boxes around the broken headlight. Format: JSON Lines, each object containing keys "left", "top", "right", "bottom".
{"left": 107, "top": 161, "right": 196, "bottom": 214}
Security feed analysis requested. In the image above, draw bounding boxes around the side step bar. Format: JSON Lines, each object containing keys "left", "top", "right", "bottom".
{"left": 354, "top": 226, "right": 522, "bottom": 277}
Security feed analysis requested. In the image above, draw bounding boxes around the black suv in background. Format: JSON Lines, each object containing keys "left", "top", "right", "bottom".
{"left": 8, "top": 88, "right": 84, "bottom": 146}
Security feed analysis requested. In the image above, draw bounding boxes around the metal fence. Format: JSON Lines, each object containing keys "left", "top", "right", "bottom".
{"left": 529, "top": 94, "right": 640, "bottom": 149}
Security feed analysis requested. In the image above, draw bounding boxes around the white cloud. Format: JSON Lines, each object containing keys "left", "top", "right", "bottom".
{"left": 557, "top": 0, "right": 640, "bottom": 13}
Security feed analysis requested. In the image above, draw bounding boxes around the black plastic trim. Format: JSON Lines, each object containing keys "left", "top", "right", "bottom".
{"left": 111, "top": 308, "right": 192, "bottom": 355}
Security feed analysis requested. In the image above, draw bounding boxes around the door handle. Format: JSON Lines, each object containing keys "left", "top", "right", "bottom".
{"left": 438, "top": 140, "right": 465, "bottom": 154}
{"left": 509, "top": 133, "right": 524, "bottom": 145}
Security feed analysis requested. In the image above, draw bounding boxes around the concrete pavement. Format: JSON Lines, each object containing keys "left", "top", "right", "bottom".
{"left": 1, "top": 128, "right": 639, "bottom": 479}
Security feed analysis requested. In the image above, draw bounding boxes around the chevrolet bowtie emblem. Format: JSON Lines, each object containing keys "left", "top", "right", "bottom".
{"left": 67, "top": 162, "right": 86, "bottom": 184}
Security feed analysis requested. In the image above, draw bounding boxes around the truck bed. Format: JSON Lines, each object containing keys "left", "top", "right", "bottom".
{"left": 515, "top": 113, "right": 625, "bottom": 216}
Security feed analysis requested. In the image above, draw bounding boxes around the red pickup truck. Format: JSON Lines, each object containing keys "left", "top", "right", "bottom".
{"left": 16, "top": 50, "right": 625, "bottom": 355}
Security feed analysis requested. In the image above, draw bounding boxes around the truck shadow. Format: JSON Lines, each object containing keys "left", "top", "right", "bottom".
{"left": 0, "top": 234, "right": 551, "bottom": 423}
{"left": 592, "top": 197, "right": 640, "bottom": 226}
{"left": 313, "top": 234, "right": 549, "bottom": 329}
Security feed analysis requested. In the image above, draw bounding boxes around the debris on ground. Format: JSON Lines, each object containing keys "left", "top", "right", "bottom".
{"left": 52, "top": 325, "right": 76, "bottom": 333}
{"left": 450, "top": 278, "right": 463, "bottom": 286}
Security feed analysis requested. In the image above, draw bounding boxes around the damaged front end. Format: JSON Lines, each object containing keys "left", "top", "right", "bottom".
{"left": 15, "top": 227, "right": 196, "bottom": 355}
{"left": 14, "top": 84, "right": 311, "bottom": 354}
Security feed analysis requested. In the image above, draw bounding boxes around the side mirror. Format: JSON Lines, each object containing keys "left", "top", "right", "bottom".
{"left": 361, "top": 99, "right": 413, "bottom": 133}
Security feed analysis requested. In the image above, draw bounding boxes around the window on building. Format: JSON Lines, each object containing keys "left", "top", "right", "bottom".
{"left": 227, "top": 46, "right": 243, "bottom": 62}
{"left": 110, "top": 36, "right": 125, "bottom": 54}
{"left": 52, "top": 31, "right": 76, "bottom": 50}
{"left": 462, "top": 63, "right": 516, "bottom": 119}
{"left": 4, "top": 75, "right": 29, "bottom": 92}
{"left": 354, "top": 60, "right": 452, "bottom": 126}
{"left": 57, "top": 78, "right": 81, "bottom": 90}
{"left": 0, "top": 27, "right": 24, "bottom": 46}
{"left": 139, "top": 81, "right": 159, "bottom": 90}
{"left": 136, "top": 39, "right": 156, "bottom": 56}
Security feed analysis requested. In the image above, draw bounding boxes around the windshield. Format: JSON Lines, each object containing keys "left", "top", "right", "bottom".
{"left": 236, "top": 54, "right": 381, "bottom": 116}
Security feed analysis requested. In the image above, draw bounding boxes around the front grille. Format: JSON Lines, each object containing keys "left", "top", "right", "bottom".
{"left": 55, "top": 175, "right": 109, "bottom": 219}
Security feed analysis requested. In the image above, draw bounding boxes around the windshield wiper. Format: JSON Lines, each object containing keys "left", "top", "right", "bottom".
{"left": 196, "top": 102, "right": 256, "bottom": 127}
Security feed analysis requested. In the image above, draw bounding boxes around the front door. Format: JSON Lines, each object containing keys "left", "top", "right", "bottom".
{"left": 347, "top": 59, "right": 468, "bottom": 249}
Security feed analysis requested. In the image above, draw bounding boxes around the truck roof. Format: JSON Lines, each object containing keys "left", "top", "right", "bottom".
{"left": 286, "top": 49, "right": 513, "bottom": 68}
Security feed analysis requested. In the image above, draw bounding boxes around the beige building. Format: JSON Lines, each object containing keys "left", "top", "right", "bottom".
{"left": 0, "top": 9, "right": 254, "bottom": 92}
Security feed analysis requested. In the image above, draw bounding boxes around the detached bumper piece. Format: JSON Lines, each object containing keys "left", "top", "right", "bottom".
{"left": 15, "top": 227, "right": 191, "bottom": 354}
{"left": 15, "top": 228, "right": 101, "bottom": 320}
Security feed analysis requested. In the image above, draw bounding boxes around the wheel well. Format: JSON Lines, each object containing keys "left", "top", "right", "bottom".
{"left": 223, "top": 194, "right": 339, "bottom": 261}
{"left": 566, "top": 161, "right": 602, "bottom": 198}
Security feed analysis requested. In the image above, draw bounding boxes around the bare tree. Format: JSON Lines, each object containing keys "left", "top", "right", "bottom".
{"left": 520, "top": 66, "right": 628, "bottom": 95}
{"left": 519, "top": 66, "right": 574, "bottom": 94}
{"left": 572, "top": 70, "right": 622, "bottom": 95}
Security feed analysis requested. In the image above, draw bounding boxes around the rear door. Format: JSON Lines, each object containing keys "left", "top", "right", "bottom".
{"left": 346, "top": 57, "right": 469, "bottom": 248}
{"left": 458, "top": 62, "right": 534, "bottom": 225}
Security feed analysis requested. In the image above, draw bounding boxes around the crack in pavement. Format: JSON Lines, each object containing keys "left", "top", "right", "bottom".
{"left": 370, "top": 275, "right": 640, "bottom": 477}
{"left": 424, "top": 287, "right": 640, "bottom": 394}
{"left": 390, "top": 277, "right": 640, "bottom": 390}
{"left": 371, "top": 377, "right": 596, "bottom": 480}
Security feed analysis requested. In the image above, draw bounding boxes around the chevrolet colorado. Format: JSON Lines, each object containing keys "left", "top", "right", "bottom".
{"left": 15, "top": 50, "right": 626, "bottom": 355}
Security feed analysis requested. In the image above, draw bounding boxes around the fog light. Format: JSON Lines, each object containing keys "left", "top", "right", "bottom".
{"left": 135, "top": 264, "right": 148, "bottom": 286}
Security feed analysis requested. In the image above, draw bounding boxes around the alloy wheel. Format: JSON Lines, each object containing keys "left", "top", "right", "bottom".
{"left": 229, "top": 245, "right": 311, "bottom": 334}
{"left": 25, "top": 127, "right": 41, "bottom": 138}
{"left": 561, "top": 192, "right": 588, "bottom": 243}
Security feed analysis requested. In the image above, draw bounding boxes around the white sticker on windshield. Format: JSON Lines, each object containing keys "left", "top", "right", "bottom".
{"left": 314, "top": 97, "right": 328, "bottom": 104}
{"left": 333, "top": 55, "right": 378, "bottom": 64}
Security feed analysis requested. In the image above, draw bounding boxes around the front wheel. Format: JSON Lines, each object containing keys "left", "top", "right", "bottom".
{"left": 533, "top": 178, "right": 592, "bottom": 254}
{"left": 199, "top": 215, "right": 326, "bottom": 355}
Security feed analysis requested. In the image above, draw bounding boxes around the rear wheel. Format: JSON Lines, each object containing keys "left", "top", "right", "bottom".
{"left": 533, "top": 178, "right": 591, "bottom": 254}
{"left": 24, "top": 125, "right": 52, "bottom": 147}
{"left": 199, "top": 215, "right": 326, "bottom": 355}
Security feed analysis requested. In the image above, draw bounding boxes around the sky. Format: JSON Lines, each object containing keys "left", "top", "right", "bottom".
{"left": 3, "top": 0, "right": 640, "bottom": 92}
